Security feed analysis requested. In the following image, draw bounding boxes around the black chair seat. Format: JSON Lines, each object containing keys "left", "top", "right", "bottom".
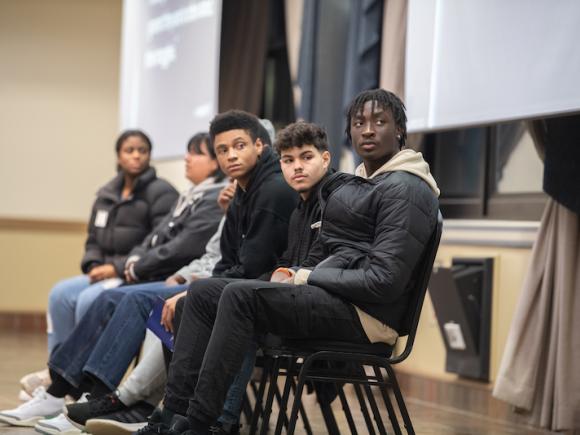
{"left": 275, "top": 339, "right": 393, "bottom": 357}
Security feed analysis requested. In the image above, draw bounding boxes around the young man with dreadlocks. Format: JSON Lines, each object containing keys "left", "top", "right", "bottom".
{"left": 140, "top": 89, "right": 440, "bottom": 435}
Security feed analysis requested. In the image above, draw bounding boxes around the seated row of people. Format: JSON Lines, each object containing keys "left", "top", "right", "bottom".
{"left": 0, "top": 89, "right": 440, "bottom": 435}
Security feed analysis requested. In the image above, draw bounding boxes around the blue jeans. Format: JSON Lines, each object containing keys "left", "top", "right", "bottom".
{"left": 48, "top": 281, "right": 186, "bottom": 390}
{"left": 47, "top": 275, "right": 122, "bottom": 354}
{"left": 218, "top": 345, "right": 257, "bottom": 426}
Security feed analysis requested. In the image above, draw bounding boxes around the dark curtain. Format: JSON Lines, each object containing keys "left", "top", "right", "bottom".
{"left": 297, "top": 0, "right": 384, "bottom": 167}
{"left": 342, "top": 0, "right": 384, "bottom": 136}
{"left": 494, "top": 122, "right": 525, "bottom": 189}
{"left": 297, "top": 0, "right": 354, "bottom": 168}
{"left": 261, "top": 0, "right": 295, "bottom": 127}
{"left": 218, "top": 0, "right": 269, "bottom": 113}
{"left": 542, "top": 114, "right": 580, "bottom": 215}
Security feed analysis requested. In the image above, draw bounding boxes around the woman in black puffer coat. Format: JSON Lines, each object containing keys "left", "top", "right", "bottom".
{"left": 46, "top": 130, "right": 177, "bottom": 355}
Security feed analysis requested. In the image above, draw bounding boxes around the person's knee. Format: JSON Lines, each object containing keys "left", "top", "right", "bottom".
{"left": 186, "top": 279, "right": 219, "bottom": 307}
{"left": 122, "top": 289, "right": 156, "bottom": 309}
{"left": 75, "top": 285, "right": 114, "bottom": 318}
{"left": 220, "top": 282, "right": 254, "bottom": 310}
{"left": 48, "top": 278, "right": 80, "bottom": 308}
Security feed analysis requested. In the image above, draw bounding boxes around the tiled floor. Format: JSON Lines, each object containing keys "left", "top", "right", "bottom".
{"left": 0, "top": 332, "right": 559, "bottom": 435}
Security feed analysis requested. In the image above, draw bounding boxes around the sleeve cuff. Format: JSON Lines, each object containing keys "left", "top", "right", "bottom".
{"left": 294, "top": 268, "right": 312, "bottom": 285}
{"left": 128, "top": 262, "right": 139, "bottom": 281}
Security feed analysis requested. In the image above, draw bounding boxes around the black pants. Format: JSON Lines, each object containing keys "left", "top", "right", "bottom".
{"left": 163, "top": 277, "right": 369, "bottom": 423}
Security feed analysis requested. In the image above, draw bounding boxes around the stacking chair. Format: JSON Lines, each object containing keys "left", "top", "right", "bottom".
{"left": 253, "top": 211, "right": 443, "bottom": 434}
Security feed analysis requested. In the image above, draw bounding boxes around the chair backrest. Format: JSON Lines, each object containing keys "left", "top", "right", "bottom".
{"left": 389, "top": 210, "right": 443, "bottom": 364}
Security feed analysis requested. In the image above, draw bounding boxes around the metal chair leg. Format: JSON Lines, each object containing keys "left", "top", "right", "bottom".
{"left": 273, "top": 357, "right": 295, "bottom": 434}
{"left": 337, "top": 385, "right": 358, "bottom": 435}
{"left": 372, "top": 365, "right": 402, "bottom": 435}
{"left": 318, "top": 390, "right": 341, "bottom": 435}
{"left": 362, "top": 384, "right": 387, "bottom": 435}
{"left": 286, "top": 355, "right": 316, "bottom": 435}
{"left": 259, "top": 357, "right": 281, "bottom": 435}
{"left": 290, "top": 376, "right": 313, "bottom": 435}
{"left": 242, "top": 391, "right": 253, "bottom": 425}
{"left": 382, "top": 365, "right": 414, "bottom": 435}
{"left": 249, "top": 357, "right": 272, "bottom": 435}
{"left": 353, "top": 383, "right": 376, "bottom": 435}
{"left": 350, "top": 364, "right": 387, "bottom": 435}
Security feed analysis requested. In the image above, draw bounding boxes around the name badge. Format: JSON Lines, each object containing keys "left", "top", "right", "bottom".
{"left": 94, "top": 210, "right": 109, "bottom": 228}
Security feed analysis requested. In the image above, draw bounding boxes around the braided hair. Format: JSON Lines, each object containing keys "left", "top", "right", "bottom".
{"left": 345, "top": 89, "right": 407, "bottom": 149}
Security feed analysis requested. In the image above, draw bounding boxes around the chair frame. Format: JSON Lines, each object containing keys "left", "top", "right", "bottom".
{"left": 252, "top": 211, "right": 443, "bottom": 434}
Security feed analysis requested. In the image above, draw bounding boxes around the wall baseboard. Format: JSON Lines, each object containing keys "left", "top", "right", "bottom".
{"left": 0, "top": 312, "right": 46, "bottom": 333}
{"left": 0, "top": 217, "right": 86, "bottom": 232}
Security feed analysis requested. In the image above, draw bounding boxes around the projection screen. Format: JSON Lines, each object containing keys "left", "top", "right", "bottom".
{"left": 120, "top": 0, "right": 222, "bottom": 159}
{"left": 405, "top": 0, "right": 580, "bottom": 132}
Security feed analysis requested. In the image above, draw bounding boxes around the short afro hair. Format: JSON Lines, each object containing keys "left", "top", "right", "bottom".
{"left": 209, "top": 110, "right": 262, "bottom": 144}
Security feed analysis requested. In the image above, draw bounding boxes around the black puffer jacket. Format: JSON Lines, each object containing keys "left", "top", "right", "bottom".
{"left": 307, "top": 170, "right": 439, "bottom": 332}
{"left": 128, "top": 178, "right": 226, "bottom": 281}
{"left": 268, "top": 171, "right": 332, "bottom": 276}
{"left": 213, "top": 147, "right": 299, "bottom": 279}
{"left": 81, "top": 167, "right": 178, "bottom": 275}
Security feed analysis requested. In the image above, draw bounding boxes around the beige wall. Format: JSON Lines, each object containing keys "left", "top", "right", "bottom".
{"left": 0, "top": 224, "right": 86, "bottom": 311}
{"left": 0, "top": 0, "right": 122, "bottom": 221}
{"left": 0, "top": 0, "right": 121, "bottom": 310}
{"left": 400, "top": 242, "right": 533, "bottom": 383}
{"left": 0, "top": 0, "right": 186, "bottom": 312}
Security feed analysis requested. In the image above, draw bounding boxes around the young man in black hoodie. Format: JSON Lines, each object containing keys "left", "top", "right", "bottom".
{"left": 139, "top": 121, "right": 332, "bottom": 435}
{"left": 136, "top": 111, "right": 296, "bottom": 433}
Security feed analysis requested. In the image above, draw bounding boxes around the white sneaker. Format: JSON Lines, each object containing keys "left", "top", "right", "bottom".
{"left": 0, "top": 386, "right": 64, "bottom": 427}
{"left": 35, "top": 413, "right": 82, "bottom": 435}
{"left": 20, "top": 368, "right": 52, "bottom": 395}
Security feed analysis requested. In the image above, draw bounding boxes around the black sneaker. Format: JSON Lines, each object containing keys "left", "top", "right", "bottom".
{"left": 215, "top": 422, "right": 240, "bottom": 435}
{"left": 84, "top": 402, "right": 155, "bottom": 435}
{"left": 133, "top": 408, "right": 190, "bottom": 435}
{"left": 133, "top": 407, "right": 169, "bottom": 435}
{"left": 66, "top": 392, "right": 127, "bottom": 428}
{"left": 181, "top": 425, "right": 228, "bottom": 435}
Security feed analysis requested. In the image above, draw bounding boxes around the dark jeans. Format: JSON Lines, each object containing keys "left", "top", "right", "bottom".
{"left": 165, "top": 284, "right": 257, "bottom": 426}
{"left": 49, "top": 282, "right": 186, "bottom": 390}
{"left": 163, "top": 278, "right": 369, "bottom": 423}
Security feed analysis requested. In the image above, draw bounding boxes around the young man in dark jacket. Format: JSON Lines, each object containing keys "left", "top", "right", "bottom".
{"left": 139, "top": 90, "right": 440, "bottom": 435}
{"left": 137, "top": 121, "right": 331, "bottom": 435}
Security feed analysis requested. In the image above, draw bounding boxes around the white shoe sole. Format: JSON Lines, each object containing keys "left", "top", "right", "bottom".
{"left": 86, "top": 418, "right": 147, "bottom": 435}
{"left": 35, "top": 420, "right": 82, "bottom": 435}
{"left": 0, "top": 413, "right": 51, "bottom": 427}
{"left": 63, "top": 412, "right": 86, "bottom": 431}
